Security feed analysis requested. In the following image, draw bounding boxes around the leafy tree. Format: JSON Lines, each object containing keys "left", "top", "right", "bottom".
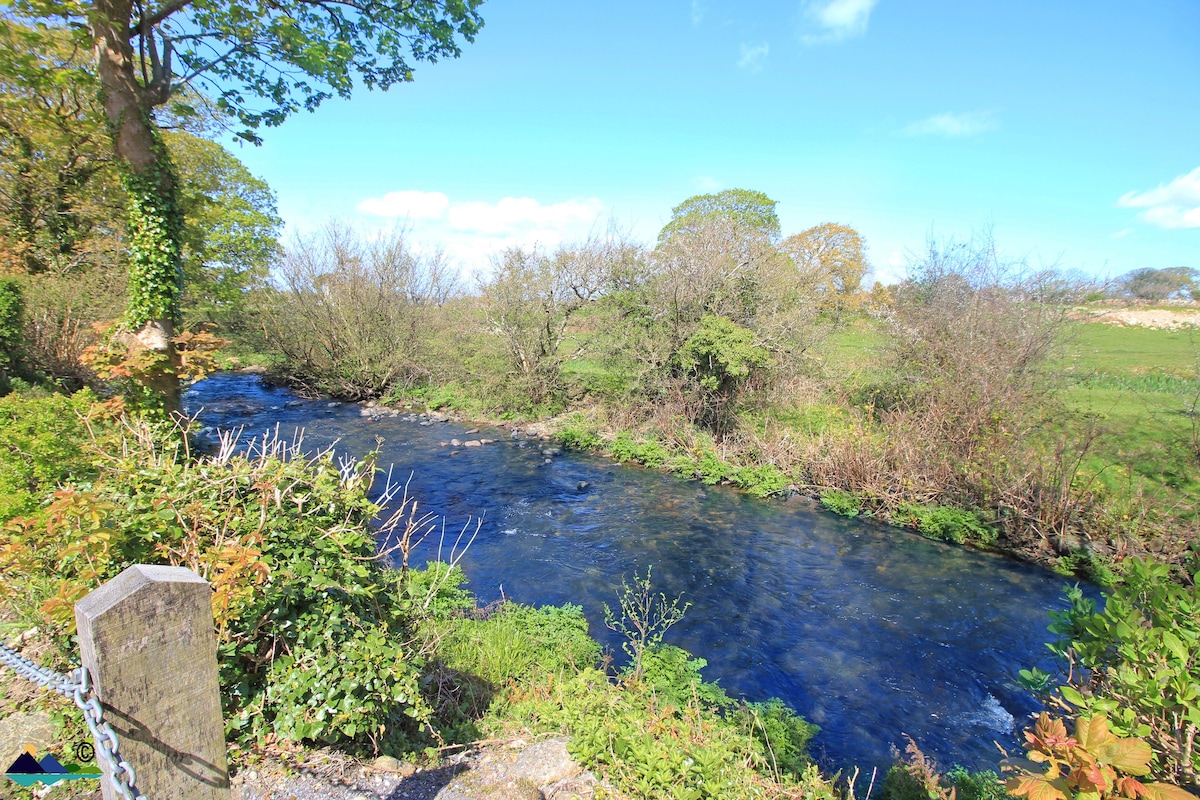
{"left": 1120, "top": 267, "right": 1197, "bottom": 302}
{"left": 589, "top": 190, "right": 821, "bottom": 429}
{"left": 651, "top": 189, "right": 786, "bottom": 335}
{"left": 5, "top": 0, "right": 484, "bottom": 409}
{"left": 658, "top": 189, "right": 781, "bottom": 245}
{"left": 780, "top": 222, "right": 868, "bottom": 305}
{"left": 166, "top": 131, "right": 282, "bottom": 330}
{"left": 0, "top": 21, "right": 123, "bottom": 275}
{"left": 675, "top": 314, "right": 770, "bottom": 430}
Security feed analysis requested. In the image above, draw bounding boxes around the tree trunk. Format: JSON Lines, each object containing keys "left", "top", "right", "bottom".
{"left": 91, "top": 0, "right": 184, "bottom": 411}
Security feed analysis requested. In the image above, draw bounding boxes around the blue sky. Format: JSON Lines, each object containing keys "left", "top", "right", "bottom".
{"left": 224, "top": 0, "right": 1200, "bottom": 283}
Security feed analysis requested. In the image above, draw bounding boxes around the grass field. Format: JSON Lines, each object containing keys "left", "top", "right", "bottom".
{"left": 1061, "top": 322, "right": 1200, "bottom": 379}
{"left": 1053, "top": 322, "right": 1200, "bottom": 511}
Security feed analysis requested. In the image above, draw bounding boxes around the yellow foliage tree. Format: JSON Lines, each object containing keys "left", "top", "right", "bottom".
{"left": 780, "top": 222, "right": 868, "bottom": 308}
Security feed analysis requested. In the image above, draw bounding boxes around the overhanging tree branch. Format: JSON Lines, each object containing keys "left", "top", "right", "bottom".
{"left": 129, "top": 0, "right": 194, "bottom": 38}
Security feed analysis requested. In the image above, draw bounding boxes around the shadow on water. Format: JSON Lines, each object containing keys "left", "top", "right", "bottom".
{"left": 187, "top": 374, "right": 1097, "bottom": 774}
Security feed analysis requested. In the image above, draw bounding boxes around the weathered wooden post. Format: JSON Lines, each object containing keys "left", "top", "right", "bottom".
{"left": 75, "top": 565, "right": 230, "bottom": 800}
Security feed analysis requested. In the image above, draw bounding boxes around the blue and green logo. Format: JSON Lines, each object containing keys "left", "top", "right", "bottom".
{"left": 4, "top": 745, "right": 101, "bottom": 787}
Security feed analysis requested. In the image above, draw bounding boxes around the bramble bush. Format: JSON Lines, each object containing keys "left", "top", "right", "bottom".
{"left": 0, "top": 389, "right": 121, "bottom": 523}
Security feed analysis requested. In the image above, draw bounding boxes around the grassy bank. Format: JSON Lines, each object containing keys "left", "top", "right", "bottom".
{"left": 378, "top": 312, "right": 1199, "bottom": 582}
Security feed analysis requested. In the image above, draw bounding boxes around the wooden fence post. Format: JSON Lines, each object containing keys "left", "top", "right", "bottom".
{"left": 75, "top": 565, "right": 230, "bottom": 800}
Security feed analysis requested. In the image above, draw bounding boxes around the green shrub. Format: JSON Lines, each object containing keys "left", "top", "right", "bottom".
{"left": 820, "top": 488, "right": 863, "bottom": 517}
{"left": 609, "top": 430, "right": 639, "bottom": 463}
{"left": 883, "top": 763, "right": 936, "bottom": 800}
{"left": 730, "top": 463, "right": 788, "bottom": 498}
{"left": 555, "top": 414, "right": 601, "bottom": 450}
{"left": 695, "top": 449, "right": 732, "bottom": 485}
{"left": 0, "top": 278, "right": 23, "bottom": 392}
{"left": 945, "top": 768, "right": 1009, "bottom": 800}
{"left": 495, "top": 666, "right": 833, "bottom": 800}
{"left": 737, "top": 698, "right": 819, "bottom": 780}
{"left": 896, "top": 503, "right": 996, "bottom": 545}
{"left": 634, "top": 439, "right": 671, "bottom": 468}
{"left": 626, "top": 646, "right": 819, "bottom": 782}
{"left": 1042, "top": 558, "right": 1200, "bottom": 788}
{"left": 0, "top": 417, "right": 440, "bottom": 753}
{"left": 881, "top": 738, "right": 1006, "bottom": 800}
{"left": 883, "top": 760, "right": 1006, "bottom": 800}
{"left": 609, "top": 431, "right": 670, "bottom": 468}
{"left": 406, "top": 383, "right": 474, "bottom": 412}
{"left": 0, "top": 389, "right": 118, "bottom": 522}
{"left": 396, "top": 561, "right": 476, "bottom": 619}
{"left": 632, "top": 644, "right": 734, "bottom": 711}
{"left": 1051, "top": 551, "right": 1119, "bottom": 587}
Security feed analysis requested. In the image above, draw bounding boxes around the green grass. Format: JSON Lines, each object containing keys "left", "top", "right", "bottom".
{"left": 1062, "top": 322, "right": 1200, "bottom": 378}
{"left": 815, "top": 317, "right": 886, "bottom": 374}
{"left": 1051, "top": 322, "right": 1200, "bottom": 511}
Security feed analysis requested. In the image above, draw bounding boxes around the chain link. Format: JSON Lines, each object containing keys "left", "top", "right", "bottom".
{"left": 0, "top": 643, "right": 146, "bottom": 800}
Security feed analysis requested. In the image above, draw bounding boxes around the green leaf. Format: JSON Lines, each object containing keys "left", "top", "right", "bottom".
{"left": 1159, "top": 630, "right": 1188, "bottom": 664}
{"left": 1059, "top": 685, "right": 1086, "bottom": 707}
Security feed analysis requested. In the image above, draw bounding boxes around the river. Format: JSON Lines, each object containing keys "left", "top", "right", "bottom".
{"left": 186, "top": 373, "right": 1089, "bottom": 775}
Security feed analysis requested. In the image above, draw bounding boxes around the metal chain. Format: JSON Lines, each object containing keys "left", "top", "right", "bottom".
{"left": 0, "top": 643, "right": 146, "bottom": 800}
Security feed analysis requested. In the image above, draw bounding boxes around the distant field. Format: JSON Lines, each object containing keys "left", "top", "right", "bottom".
{"left": 814, "top": 316, "right": 1200, "bottom": 506}
{"left": 1055, "top": 321, "right": 1199, "bottom": 504}
{"left": 1062, "top": 321, "right": 1200, "bottom": 379}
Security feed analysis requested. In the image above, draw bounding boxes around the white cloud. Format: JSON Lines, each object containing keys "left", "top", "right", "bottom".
{"left": 902, "top": 111, "right": 997, "bottom": 138}
{"left": 737, "top": 41, "right": 770, "bottom": 72}
{"left": 352, "top": 191, "right": 607, "bottom": 274}
{"left": 446, "top": 197, "right": 604, "bottom": 235}
{"left": 691, "top": 0, "right": 704, "bottom": 26}
{"left": 357, "top": 190, "right": 449, "bottom": 219}
{"left": 801, "top": 0, "right": 878, "bottom": 43}
{"left": 1117, "top": 167, "right": 1200, "bottom": 229}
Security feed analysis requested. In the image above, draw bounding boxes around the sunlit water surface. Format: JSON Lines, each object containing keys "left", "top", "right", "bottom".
{"left": 187, "top": 374, "right": 1090, "bottom": 774}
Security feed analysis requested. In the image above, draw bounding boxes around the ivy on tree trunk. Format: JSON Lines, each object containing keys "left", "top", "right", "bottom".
{"left": 90, "top": 0, "right": 184, "bottom": 410}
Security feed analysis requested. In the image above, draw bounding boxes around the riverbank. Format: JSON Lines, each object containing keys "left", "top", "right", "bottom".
{"left": 357, "top": 387, "right": 1076, "bottom": 577}
{"left": 327, "top": 308, "right": 1198, "bottom": 585}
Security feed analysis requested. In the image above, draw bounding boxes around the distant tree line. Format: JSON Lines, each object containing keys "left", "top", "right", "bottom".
{"left": 257, "top": 189, "right": 874, "bottom": 426}
{"left": 1115, "top": 267, "right": 1198, "bottom": 302}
